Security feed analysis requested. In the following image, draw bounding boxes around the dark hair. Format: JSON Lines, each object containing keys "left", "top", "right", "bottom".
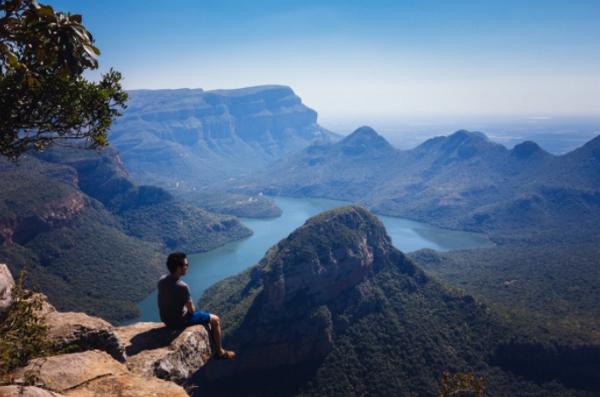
{"left": 166, "top": 252, "right": 187, "bottom": 274}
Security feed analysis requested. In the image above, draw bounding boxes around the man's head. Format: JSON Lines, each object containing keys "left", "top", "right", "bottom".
{"left": 166, "top": 252, "right": 188, "bottom": 276}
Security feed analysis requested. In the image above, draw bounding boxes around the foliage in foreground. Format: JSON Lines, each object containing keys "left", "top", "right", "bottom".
{"left": 0, "top": 271, "right": 50, "bottom": 383}
{"left": 0, "top": 0, "right": 127, "bottom": 158}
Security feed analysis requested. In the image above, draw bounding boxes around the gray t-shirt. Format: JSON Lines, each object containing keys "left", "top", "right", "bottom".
{"left": 157, "top": 274, "right": 191, "bottom": 328}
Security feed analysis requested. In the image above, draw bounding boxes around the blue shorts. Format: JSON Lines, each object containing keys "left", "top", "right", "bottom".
{"left": 186, "top": 310, "right": 211, "bottom": 325}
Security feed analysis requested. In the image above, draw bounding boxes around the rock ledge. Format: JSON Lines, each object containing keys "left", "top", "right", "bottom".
{"left": 1, "top": 266, "right": 212, "bottom": 397}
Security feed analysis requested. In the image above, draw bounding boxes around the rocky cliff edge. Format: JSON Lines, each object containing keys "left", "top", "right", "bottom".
{"left": 0, "top": 264, "right": 212, "bottom": 397}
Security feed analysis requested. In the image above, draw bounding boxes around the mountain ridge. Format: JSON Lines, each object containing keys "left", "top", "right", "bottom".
{"left": 242, "top": 126, "right": 600, "bottom": 242}
{"left": 110, "top": 85, "right": 338, "bottom": 191}
{"left": 196, "top": 205, "right": 598, "bottom": 396}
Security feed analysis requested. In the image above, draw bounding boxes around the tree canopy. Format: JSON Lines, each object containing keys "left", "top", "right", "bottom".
{"left": 0, "top": 0, "right": 127, "bottom": 159}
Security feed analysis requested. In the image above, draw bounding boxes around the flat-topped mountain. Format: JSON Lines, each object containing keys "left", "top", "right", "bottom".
{"left": 196, "top": 206, "right": 597, "bottom": 396}
{"left": 243, "top": 126, "right": 600, "bottom": 242}
{"left": 110, "top": 85, "right": 338, "bottom": 191}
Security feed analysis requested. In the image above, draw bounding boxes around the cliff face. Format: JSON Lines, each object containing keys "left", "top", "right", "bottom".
{"left": 0, "top": 192, "right": 86, "bottom": 246}
{"left": 260, "top": 207, "right": 395, "bottom": 309}
{"left": 0, "top": 157, "right": 87, "bottom": 246}
{"left": 109, "top": 85, "right": 337, "bottom": 190}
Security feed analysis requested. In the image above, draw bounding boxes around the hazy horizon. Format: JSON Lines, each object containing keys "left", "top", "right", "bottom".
{"left": 47, "top": 0, "right": 600, "bottom": 125}
{"left": 319, "top": 113, "right": 600, "bottom": 154}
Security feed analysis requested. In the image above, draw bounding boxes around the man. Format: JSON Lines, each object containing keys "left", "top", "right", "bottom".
{"left": 158, "top": 252, "right": 235, "bottom": 359}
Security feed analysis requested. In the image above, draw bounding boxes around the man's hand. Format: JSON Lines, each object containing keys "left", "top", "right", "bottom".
{"left": 186, "top": 299, "right": 195, "bottom": 314}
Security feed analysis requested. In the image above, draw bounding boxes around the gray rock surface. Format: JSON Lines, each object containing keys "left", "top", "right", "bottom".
{"left": 43, "top": 306, "right": 126, "bottom": 361}
{"left": 65, "top": 373, "right": 188, "bottom": 397}
{"left": 0, "top": 263, "right": 14, "bottom": 314}
{"left": 114, "top": 322, "right": 212, "bottom": 384}
{"left": 11, "top": 350, "right": 127, "bottom": 392}
{"left": 10, "top": 350, "right": 188, "bottom": 397}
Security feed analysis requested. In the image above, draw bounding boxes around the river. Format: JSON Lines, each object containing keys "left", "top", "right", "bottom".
{"left": 131, "top": 196, "right": 493, "bottom": 322}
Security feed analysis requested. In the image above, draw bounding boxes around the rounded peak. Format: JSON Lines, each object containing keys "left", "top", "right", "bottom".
{"left": 259, "top": 205, "right": 396, "bottom": 306}
{"left": 351, "top": 126, "right": 379, "bottom": 137}
{"left": 582, "top": 134, "right": 600, "bottom": 149}
{"left": 511, "top": 141, "right": 548, "bottom": 159}
{"left": 306, "top": 205, "right": 383, "bottom": 228}
{"left": 340, "top": 126, "right": 395, "bottom": 153}
{"left": 417, "top": 130, "right": 497, "bottom": 155}
{"left": 449, "top": 130, "right": 488, "bottom": 141}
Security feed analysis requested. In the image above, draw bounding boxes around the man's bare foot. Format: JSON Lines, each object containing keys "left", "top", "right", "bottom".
{"left": 214, "top": 349, "right": 236, "bottom": 360}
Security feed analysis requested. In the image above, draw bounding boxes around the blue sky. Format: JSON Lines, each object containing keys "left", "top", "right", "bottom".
{"left": 48, "top": 1, "right": 600, "bottom": 123}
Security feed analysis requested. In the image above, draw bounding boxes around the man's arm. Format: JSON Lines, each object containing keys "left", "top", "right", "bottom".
{"left": 185, "top": 299, "right": 195, "bottom": 314}
{"left": 182, "top": 283, "right": 194, "bottom": 314}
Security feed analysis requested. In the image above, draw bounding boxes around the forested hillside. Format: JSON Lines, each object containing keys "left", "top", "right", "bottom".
{"left": 242, "top": 127, "right": 600, "bottom": 243}
{"left": 0, "top": 148, "right": 251, "bottom": 322}
{"left": 196, "top": 207, "right": 599, "bottom": 396}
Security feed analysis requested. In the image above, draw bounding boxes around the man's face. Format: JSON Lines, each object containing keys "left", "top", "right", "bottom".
{"left": 179, "top": 258, "right": 189, "bottom": 276}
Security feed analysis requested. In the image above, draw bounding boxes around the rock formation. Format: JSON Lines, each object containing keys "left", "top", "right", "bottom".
{"left": 0, "top": 264, "right": 13, "bottom": 315}
{"left": 114, "top": 322, "right": 212, "bottom": 384}
{"left": 109, "top": 85, "right": 337, "bottom": 190}
{"left": 10, "top": 350, "right": 188, "bottom": 397}
{"left": 0, "top": 267, "right": 213, "bottom": 396}
{"left": 41, "top": 302, "right": 126, "bottom": 362}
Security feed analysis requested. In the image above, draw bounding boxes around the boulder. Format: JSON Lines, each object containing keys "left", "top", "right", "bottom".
{"left": 43, "top": 308, "right": 125, "bottom": 362}
{"left": 64, "top": 373, "right": 188, "bottom": 397}
{"left": 0, "top": 385, "right": 65, "bottom": 397}
{"left": 9, "top": 350, "right": 188, "bottom": 397}
{"left": 0, "top": 263, "right": 14, "bottom": 314}
{"left": 11, "top": 350, "right": 127, "bottom": 392}
{"left": 114, "top": 322, "right": 212, "bottom": 384}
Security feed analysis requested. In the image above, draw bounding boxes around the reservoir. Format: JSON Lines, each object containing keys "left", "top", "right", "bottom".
{"left": 131, "top": 196, "right": 493, "bottom": 323}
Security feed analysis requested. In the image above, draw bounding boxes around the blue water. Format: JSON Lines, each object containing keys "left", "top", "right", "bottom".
{"left": 130, "top": 196, "right": 492, "bottom": 323}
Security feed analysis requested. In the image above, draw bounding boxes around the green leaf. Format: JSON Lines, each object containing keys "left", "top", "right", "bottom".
{"left": 6, "top": 51, "right": 20, "bottom": 68}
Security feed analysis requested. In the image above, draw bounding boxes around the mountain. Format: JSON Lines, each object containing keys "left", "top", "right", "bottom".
{"left": 245, "top": 126, "right": 399, "bottom": 201}
{"left": 0, "top": 147, "right": 251, "bottom": 322}
{"left": 195, "top": 206, "right": 598, "bottom": 396}
{"left": 109, "top": 85, "right": 338, "bottom": 192}
{"left": 35, "top": 147, "right": 252, "bottom": 252}
{"left": 243, "top": 126, "right": 600, "bottom": 242}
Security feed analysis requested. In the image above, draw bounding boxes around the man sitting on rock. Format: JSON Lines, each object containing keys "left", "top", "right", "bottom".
{"left": 158, "top": 252, "right": 235, "bottom": 359}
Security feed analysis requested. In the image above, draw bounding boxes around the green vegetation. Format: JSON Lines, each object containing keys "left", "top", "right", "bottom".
{"left": 248, "top": 128, "right": 600, "bottom": 245}
{"left": 198, "top": 207, "right": 595, "bottom": 396}
{"left": 120, "top": 201, "right": 251, "bottom": 253}
{"left": 0, "top": 272, "right": 50, "bottom": 383}
{"left": 0, "top": 149, "right": 251, "bottom": 323}
{"left": 0, "top": 0, "right": 126, "bottom": 158}
{"left": 410, "top": 243, "right": 600, "bottom": 343}
{"left": 185, "top": 191, "right": 282, "bottom": 218}
{"left": 437, "top": 371, "right": 486, "bottom": 397}
{"left": 0, "top": 207, "right": 164, "bottom": 322}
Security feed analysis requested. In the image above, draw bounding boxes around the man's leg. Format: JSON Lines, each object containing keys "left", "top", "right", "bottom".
{"left": 209, "top": 314, "right": 235, "bottom": 358}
